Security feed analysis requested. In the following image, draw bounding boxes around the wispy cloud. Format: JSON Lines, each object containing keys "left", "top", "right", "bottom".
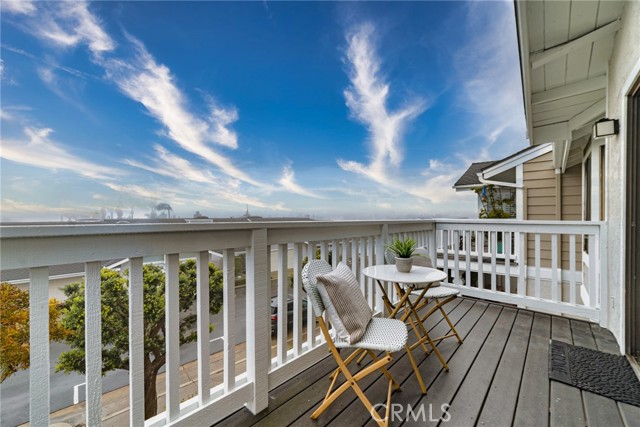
{"left": 1, "top": 126, "right": 123, "bottom": 179}
{"left": 102, "top": 35, "right": 262, "bottom": 186}
{"left": 33, "top": 1, "right": 115, "bottom": 56}
{"left": 124, "top": 144, "right": 219, "bottom": 185}
{"left": 452, "top": 1, "right": 526, "bottom": 163}
{"left": 1, "top": 1, "right": 36, "bottom": 15}
{"left": 339, "top": 22, "right": 427, "bottom": 184}
{"left": 277, "top": 165, "right": 325, "bottom": 199}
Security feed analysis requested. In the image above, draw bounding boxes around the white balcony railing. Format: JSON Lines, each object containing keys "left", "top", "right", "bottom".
{"left": 0, "top": 219, "right": 606, "bottom": 426}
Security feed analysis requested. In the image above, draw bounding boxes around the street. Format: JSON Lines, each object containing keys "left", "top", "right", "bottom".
{"left": 0, "top": 287, "right": 249, "bottom": 427}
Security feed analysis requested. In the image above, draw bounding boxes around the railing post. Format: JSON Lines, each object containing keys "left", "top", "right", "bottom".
{"left": 598, "top": 223, "right": 608, "bottom": 326}
{"left": 246, "top": 229, "right": 270, "bottom": 414}
{"left": 85, "top": 261, "right": 103, "bottom": 427}
{"left": 29, "top": 267, "right": 49, "bottom": 427}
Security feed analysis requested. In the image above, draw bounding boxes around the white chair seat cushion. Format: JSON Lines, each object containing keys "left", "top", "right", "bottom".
{"left": 333, "top": 317, "right": 407, "bottom": 353}
{"left": 411, "top": 286, "right": 460, "bottom": 299}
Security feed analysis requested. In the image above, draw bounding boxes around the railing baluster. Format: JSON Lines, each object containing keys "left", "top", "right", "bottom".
{"left": 505, "top": 231, "right": 511, "bottom": 294}
{"left": 590, "top": 231, "right": 598, "bottom": 308}
{"left": 331, "top": 239, "right": 338, "bottom": 268}
{"left": 351, "top": 237, "right": 360, "bottom": 291}
{"left": 491, "top": 231, "right": 497, "bottom": 291}
{"left": 518, "top": 233, "right": 526, "bottom": 296}
{"left": 196, "top": 250, "right": 211, "bottom": 404}
{"left": 277, "top": 244, "right": 288, "bottom": 366}
{"left": 128, "top": 257, "right": 145, "bottom": 426}
{"left": 293, "top": 243, "right": 303, "bottom": 356}
{"left": 464, "top": 230, "right": 471, "bottom": 287}
{"left": 320, "top": 241, "right": 328, "bottom": 262}
{"left": 551, "top": 234, "right": 559, "bottom": 302}
{"left": 223, "top": 248, "right": 236, "bottom": 392}
{"left": 535, "top": 233, "right": 541, "bottom": 298}
{"left": 165, "top": 254, "right": 180, "bottom": 421}
{"left": 341, "top": 239, "right": 349, "bottom": 264}
{"left": 308, "top": 241, "right": 317, "bottom": 349}
{"left": 569, "top": 235, "right": 577, "bottom": 305}
{"left": 453, "top": 230, "right": 460, "bottom": 285}
{"left": 443, "top": 229, "right": 449, "bottom": 282}
{"left": 477, "top": 232, "right": 484, "bottom": 289}
{"left": 29, "top": 266, "right": 49, "bottom": 427}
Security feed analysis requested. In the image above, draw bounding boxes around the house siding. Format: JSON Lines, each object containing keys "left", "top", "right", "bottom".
{"left": 525, "top": 151, "right": 556, "bottom": 267}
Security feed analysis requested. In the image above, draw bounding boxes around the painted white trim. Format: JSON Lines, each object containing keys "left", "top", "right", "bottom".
{"left": 531, "top": 19, "right": 621, "bottom": 69}
{"left": 514, "top": 2, "right": 534, "bottom": 144}
{"left": 531, "top": 76, "right": 607, "bottom": 105}
{"left": 482, "top": 143, "right": 553, "bottom": 178}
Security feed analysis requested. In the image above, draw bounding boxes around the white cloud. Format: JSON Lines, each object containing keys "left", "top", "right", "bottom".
{"left": 1, "top": 126, "right": 124, "bottom": 179}
{"left": 277, "top": 165, "right": 325, "bottom": 199}
{"left": 34, "top": 1, "right": 115, "bottom": 55}
{"left": 124, "top": 145, "right": 219, "bottom": 185}
{"left": 339, "top": 22, "right": 427, "bottom": 184}
{"left": 1, "top": 1, "right": 36, "bottom": 15}
{"left": 103, "top": 36, "right": 261, "bottom": 186}
{"left": 453, "top": 1, "right": 527, "bottom": 163}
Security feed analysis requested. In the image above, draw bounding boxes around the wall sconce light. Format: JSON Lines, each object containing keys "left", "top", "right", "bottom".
{"left": 592, "top": 118, "right": 619, "bottom": 139}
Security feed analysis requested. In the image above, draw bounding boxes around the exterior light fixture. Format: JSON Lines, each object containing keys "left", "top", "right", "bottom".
{"left": 592, "top": 118, "right": 619, "bottom": 139}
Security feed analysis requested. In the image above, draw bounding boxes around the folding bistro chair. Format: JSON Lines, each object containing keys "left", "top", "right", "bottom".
{"left": 409, "top": 247, "right": 463, "bottom": 346}
{"left": 302, "top": 260, "right": 407, "bottom": 427}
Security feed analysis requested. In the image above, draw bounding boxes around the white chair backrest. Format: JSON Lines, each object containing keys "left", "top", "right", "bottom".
{"left": 301, "top": 259, "right": 333, "bottom": 317}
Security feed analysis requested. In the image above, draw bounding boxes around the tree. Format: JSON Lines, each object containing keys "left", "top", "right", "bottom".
{"left": 56, "top": 260, "right": 223, "bottom": 419}
{"left": 472, "top": 185, "right": 514, "bottom": 219}
{"left": 0, "top": 283, "right": 69, "bottom": 382}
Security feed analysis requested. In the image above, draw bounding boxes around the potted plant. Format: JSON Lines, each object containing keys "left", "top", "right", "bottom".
{"left": 386, "top": 238, "right": 417, "bottom": 273}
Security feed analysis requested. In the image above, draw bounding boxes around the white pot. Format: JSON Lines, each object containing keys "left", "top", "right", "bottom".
{"left": 395, "top": 257, "right": 413, "bottom": 273}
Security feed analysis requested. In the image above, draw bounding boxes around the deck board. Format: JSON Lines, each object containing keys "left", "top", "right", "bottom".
{"left": 212, "top": 299, "right": 631, "bottom": 427}
{"left": 513, "top": 312, "right": 551, "bottom": 427}
{"left": 317, "top": 298, "right": 473, "bottom": 427}
{"left": 550, "top": 317, "right": 585, "bottom": 427}
{"left": 476, "top": 310, "right": 533, "bottom": 426}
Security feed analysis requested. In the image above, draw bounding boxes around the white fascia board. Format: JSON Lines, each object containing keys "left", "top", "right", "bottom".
{"left": 482, "top": 143, "right": 553, "bottom": 179}
{"left": 453, "top": 185, "right": 477, "bottom": 192}
{"left": 515, "top": 1, "right": 534, "bottom": 145}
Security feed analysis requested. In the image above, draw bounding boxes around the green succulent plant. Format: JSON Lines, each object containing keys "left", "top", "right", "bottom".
{"left": 386, "top": 238, "right": 417, "bottom": 259}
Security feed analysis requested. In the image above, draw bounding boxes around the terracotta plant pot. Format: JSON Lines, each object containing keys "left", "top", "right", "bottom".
{"left": 395, "top": 257, "right": 413, "bottom": 273}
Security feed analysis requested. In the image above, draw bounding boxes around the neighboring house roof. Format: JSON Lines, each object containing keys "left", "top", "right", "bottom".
{"left": 453, "top": 143, "right": 553, "bottom": 190}
{"left": 453, "top": 161, "right": 497, "bottom": 188}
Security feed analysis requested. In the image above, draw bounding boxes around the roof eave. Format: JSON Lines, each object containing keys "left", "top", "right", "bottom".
{"left": 514, "top": 0, "right": 535, "bottom": 146}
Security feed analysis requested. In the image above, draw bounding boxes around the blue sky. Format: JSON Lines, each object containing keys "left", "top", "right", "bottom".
{"left": 0, "top": 1, "right": 527, "bottom": 221}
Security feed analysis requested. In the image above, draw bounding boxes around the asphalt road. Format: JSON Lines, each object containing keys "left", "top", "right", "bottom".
{"left": 0, "top": 287, "right": 250, "bottom": 427}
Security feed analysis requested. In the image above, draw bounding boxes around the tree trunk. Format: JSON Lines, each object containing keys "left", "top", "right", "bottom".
{"left": 144, "top": 366, "right": 159, "bottom": 419}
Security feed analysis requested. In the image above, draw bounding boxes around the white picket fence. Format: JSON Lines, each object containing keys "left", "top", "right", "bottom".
{"left": 0, "top": 219, "right": 606, "bottom": 426}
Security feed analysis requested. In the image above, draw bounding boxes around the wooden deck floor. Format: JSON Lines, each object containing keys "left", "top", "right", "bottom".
{"left": 215, "top": 298, "right": 640, "bottom": 427}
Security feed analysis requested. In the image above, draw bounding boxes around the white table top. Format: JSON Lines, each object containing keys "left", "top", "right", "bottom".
{"left": 362, "top": 264, "right": 447, "bottom": 284}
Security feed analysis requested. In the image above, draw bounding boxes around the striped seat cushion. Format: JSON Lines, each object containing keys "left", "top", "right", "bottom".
{"left": 316, "top": 262, "right": 372, "bottom": 344}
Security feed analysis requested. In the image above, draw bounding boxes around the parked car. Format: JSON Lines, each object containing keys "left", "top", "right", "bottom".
{"left": 270, "top": 294, "right": 309, "bottom": 334}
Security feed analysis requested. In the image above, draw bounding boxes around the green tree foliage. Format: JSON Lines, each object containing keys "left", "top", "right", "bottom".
{"left": 57, "top": 260, "right": 223, "bottom": 419}
{"left": 472, "top": 185, "right": 515, "bottom": 219}
{"left": 0, "top": 282, "right": 69, "bottom": 382}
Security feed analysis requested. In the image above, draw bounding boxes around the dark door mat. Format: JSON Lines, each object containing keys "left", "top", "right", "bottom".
{"left": 549, "top": 340, "right": 640, "bottom": 407}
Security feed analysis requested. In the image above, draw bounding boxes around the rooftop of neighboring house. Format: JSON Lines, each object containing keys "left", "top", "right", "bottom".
{"left": 453, "top": 144, "right": 552, "bottom": 190}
